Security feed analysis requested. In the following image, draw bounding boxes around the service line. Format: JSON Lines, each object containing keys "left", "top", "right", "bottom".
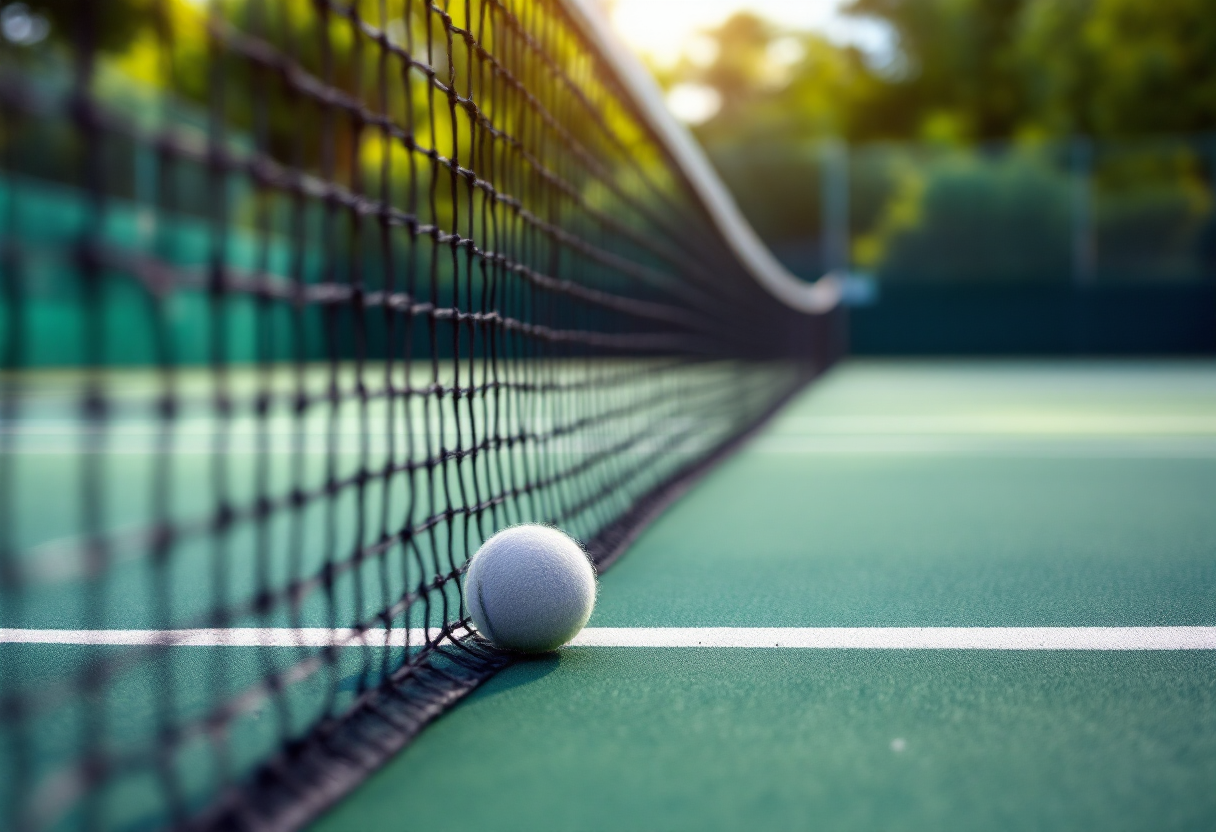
{"left": 566, "top": 627, "right": 1216, "bottom": 649}
{"left": 2, "top": 627, "right": 1216, "bottom": 650}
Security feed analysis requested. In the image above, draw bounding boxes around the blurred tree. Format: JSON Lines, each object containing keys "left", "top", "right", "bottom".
{"left": 666, "top": 0, "right": 1216, "bottom": 145}
{"left": 657, "top": 0, "right": 1216, "bottom": 268}
{"left": 1017, "top": 0, "right": 1216, "bottom": 137}
{"left": 8, "top": 0, "right": 156, "bottom": 56}
{"left": 858, "top": 154, "right": 1073, "bottom": 283}
{"left": 669, "top": 13, "right": 879, "bottom": 248}
{"left": 678, "top": 12, "right": 879, "bottom": 145}
{"left": 843, "top": 0, "right": 1027, "bottom": 142}
{"left": 844, "top": 0, "right": 1216, "bottom": 141}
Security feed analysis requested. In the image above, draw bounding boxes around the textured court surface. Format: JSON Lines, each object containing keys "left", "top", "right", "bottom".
{"left": 313, "top": 361, "right": 1216, "bottom": 831}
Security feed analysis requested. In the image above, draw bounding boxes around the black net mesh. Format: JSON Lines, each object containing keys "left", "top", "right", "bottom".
{"left": 0, "top": 1, "right": 836, "bottom": 829}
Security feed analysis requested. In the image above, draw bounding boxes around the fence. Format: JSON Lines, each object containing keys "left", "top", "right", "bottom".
{"left": 760, "top": 135, "right": 1216, "bottom": 353}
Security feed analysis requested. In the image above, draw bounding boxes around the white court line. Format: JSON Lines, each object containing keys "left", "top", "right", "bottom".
{"left": 566, "top": 627, "right": 1216, "bottom": 649}
{"left": 749, "top": 437, "right": 1216, "bottom": 458}
{"left": 0, "top": 627, "right": 445, "bottom": 647}
{"left": 3, "top": 627, "right": 1216, "bottom": 650}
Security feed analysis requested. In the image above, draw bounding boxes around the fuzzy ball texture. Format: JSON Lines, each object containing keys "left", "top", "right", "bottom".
{"left": 465, "top": 524, "right": 597, "bottom": 653}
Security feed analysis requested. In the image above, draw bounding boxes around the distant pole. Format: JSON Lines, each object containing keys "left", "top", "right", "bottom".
{"left": 1070, "top": 137, "right": 1095, "bottom": 286}
{"left": 820, "top": 139, "right": 849, "bottom": 277}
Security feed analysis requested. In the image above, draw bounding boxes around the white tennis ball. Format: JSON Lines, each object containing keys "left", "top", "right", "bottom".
{"left": 464, "top": 524, "right": 597, "bottom": 653}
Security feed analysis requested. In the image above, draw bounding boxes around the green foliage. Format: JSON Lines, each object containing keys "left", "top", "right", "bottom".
{"left": 17, "top": 0, "right": 157, "bottom": 55}
{"left": 858, "top": 153, "right": 1073, "bottom": 283}
{"left": 681, "top": 17, "right": 878, "bottom": 146}
{"left": 668, "top": 15, "right": 878, "bottom": 247}
{"left": 704, "top": 143, "right": 824, "bottom": 245}
{"left": 1096, "top": 187, "right": 1206, "bottom": 281}
{"left": 660, "top": 1, "right": 1216, "bottom": 275}
{"left": 851, "top": 141, "right": 1215, "bottom": 285}
{"left": 672, "top": 0, "right": 1216, "bottom": 145}
{"left": 1018, "top": 0, "right": 1216, "bottom": 137}
{"left": 1092, "top": 146, "right": 1215, "bottom": 282}
{"left": 845, "top": 0, "right": 1028, "bottom": 141}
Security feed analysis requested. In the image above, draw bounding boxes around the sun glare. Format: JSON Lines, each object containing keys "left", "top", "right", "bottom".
{"left": 607, "top": 0, "right": 858, "bottom": 67}
{"left": 666, "top": 83, "right": 723, "bottom": 124}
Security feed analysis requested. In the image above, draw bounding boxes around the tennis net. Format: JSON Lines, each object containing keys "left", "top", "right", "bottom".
{"left": 0, "top": 1, "right": 840, "bottom": 829}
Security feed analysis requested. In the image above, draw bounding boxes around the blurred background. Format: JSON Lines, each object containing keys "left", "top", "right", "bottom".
{"left": 606, "top": 0, "right": 1216, "bottom": 354}
{"left": 2, "top": 0, "right": 1214, "bottom": 355}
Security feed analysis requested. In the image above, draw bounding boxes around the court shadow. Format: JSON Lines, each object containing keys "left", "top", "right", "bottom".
{"left": 337, "top": 647, "right": 568, "bottom": 696}
{"left": 470, "top": 651, "right": 563, "bottom": 700}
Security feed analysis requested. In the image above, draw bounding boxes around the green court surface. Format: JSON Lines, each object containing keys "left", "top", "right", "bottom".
{"left": 3, "top": 357, "right": 805, "bottom": 832}
{"left": 313, "top": 361, "right": 1216, "bottom": 831}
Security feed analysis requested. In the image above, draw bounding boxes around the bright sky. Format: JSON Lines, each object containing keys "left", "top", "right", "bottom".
{"left": 604, "top": 0, "right": 893, "bottom": 67}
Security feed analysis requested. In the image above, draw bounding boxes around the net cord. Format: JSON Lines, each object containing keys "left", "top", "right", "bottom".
{"left": 562, "top": 0, "right": 844, "bottom": 315}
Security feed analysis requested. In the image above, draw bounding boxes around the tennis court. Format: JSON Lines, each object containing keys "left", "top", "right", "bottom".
{"left": 311, "top": 360, "right": 1216, "bottom": 831}
{"left": 5, "top": 361, "right": 1216, "bottom": 830}
{"left": 2, "top": 0, "right": 1214, "bottom": 830}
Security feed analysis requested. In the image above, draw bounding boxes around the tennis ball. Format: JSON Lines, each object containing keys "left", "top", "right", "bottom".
{"left": 464, "top": 524, "right": 597, "bottom": 653}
